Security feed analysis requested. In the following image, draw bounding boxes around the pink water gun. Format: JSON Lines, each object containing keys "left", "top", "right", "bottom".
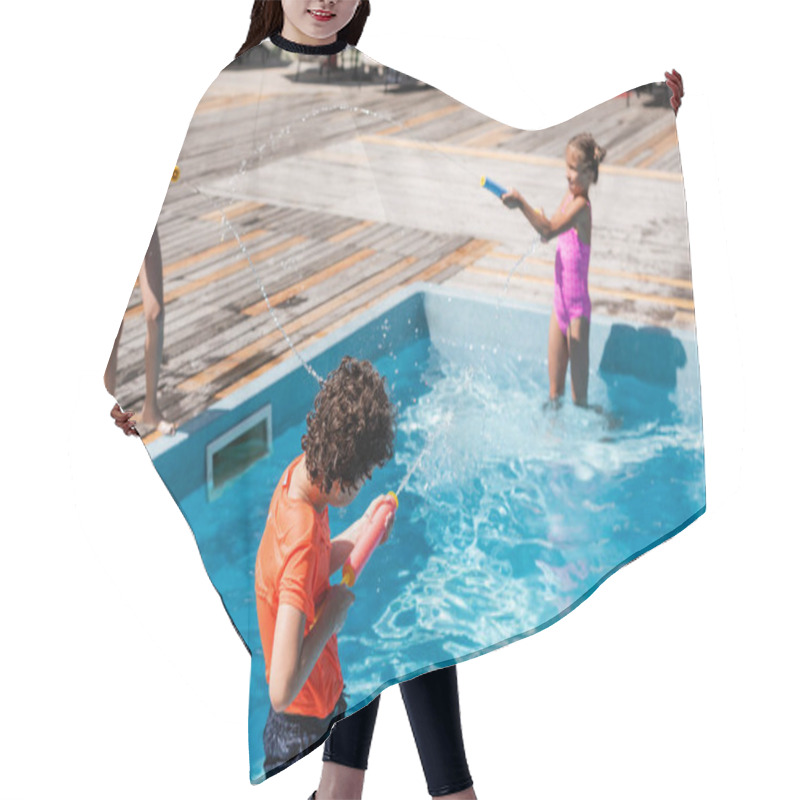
{"left": 342, "top": 492, "right": 398, "bottom": 587}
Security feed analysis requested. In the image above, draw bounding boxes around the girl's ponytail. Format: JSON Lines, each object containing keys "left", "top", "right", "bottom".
{"left": 593, "top": 144, "right": 607, "bottom": 182}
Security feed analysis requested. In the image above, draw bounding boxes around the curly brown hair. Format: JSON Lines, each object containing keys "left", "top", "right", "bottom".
{"left": 302, "top": 356, "right": 395, "bottom": 493}
{"left": 236, "top": 0, "right": 371, "bottom": 59}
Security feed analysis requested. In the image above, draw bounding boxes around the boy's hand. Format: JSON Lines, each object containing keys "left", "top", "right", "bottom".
{"left": 363, "top": 494, "right": 396, "bottom": 545}
{"left": 323, "top": 583, "right": 355, "bottom": 634}
{"left": 502, "top": 188, "right": 522, "bottom": 209}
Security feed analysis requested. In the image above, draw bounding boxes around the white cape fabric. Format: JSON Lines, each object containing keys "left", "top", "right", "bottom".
{"left": 108, "top": 40, "right": 704, "bottom": 783}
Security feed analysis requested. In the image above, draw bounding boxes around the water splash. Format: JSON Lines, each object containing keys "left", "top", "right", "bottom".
{"left": 396, "top": 409, "right": 454, "bottom": 496}
{"left": 216, "top": 102, "right": 483, "bottom": 387}
{"left": 241, "top": 103, "right": 479, "bottom": 183}
{"left": 180, "top": 98, "right": 517, "bottom": 392}
{"left": 186, "top": 179, "right": 325, "bottom": 385}
{"left": 335, "top": 351, "right": 704, "bottom": 697}
{"left": 502, "top": 235, "right": 539, "bottom": 296}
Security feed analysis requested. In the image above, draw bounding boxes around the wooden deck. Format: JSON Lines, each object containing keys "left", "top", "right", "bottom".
{"left": 109, "top": 62, "right": 693, "bottom": 443}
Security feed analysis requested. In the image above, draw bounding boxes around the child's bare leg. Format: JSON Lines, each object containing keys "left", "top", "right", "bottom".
{"left": 138, "top": 227, "right": 174, "bottom": 433}
{"left": 567, "top": 316, "right": 590, "bottom": 406}
{"left": 316, "top": 762, "right": 366, "bottom": 800}
{"left": 104, "top": 321, "right": 123, "bottom": 396}
{"left": 316, "top": 762, "right": 476, "bottom": 800}
{"left": 548, "top": 310, "right": 569, "bottom": 400}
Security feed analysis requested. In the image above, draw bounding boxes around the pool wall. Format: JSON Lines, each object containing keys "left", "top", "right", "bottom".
{"left": 148, "top": 286, "right": 429, "bottom": 501}
{"left": 149, "top": 283, "right": 701, "bottom": 503}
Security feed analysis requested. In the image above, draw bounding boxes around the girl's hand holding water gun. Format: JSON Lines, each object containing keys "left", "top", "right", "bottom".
{"left": 502, "top": 188, "right": 548, "bottom": 239}
{"left": 501, "top": 187, "right": 523, "bottom": 210}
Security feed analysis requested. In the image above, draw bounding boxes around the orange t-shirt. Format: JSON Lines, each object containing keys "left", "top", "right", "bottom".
{"left": 255, "top": 455, "right": 344, "bottom": 718}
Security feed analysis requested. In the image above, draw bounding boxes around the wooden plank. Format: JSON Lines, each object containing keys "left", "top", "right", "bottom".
{"left": 638, "top": 127, "right": 680, "bottom": 169}
{"left": 328, "top": 219, "right": 375, "bottom": 243}
{"left": 148, "top": 233, "right": 383, "bottom": 344}
{"left": 463, "top": 265, "right": 695, "bottom": 310}
{"left": 126, "top": 237, "right": 362, "bottom": 357}
{"left": 122, "top": 229, "right": 270, "bottom": 320}
{"left": 188, "top": 243, "right": 431, "bottom": 392}
{"left": 241, "top": 247, "right": 377, "bottom": 316}
{"left": 487, "top": 250, "right": 694, "bottom": 289}
{"left": 162, "top": 228, "right": 268, "bottom": 273}
{"left": 214, "top": 255, "right": 421, "bottom": 399}
{"left": 198, "top": 200, "right": 265, "bottom": 222}
{"left": 462, "top": 124, "right": 516, "bottom": 150}
{"left": 182, "top": 252, "right": 422, "bottom": 394}
{"left": 616, "top": 122, "right": 677, "bottom": 167}
{"left": 162, "top": 235, "right": 306, "bottom": 307}
{"left": 409, "top": 238, "right": 495, "bottom": 283}
{"left": 196, "top": 92, "right": 274, "bottom": 114}
{"left": 358, "top": 135, "right": 683, "bottom": 183}
{"left": 163, "top": 248, "right": 406, "bottom": 391}
{"left": 375, "top": 104, "right": 463, "bottom": 136}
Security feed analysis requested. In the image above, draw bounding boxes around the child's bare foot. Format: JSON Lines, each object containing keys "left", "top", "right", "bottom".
{"left": 604, "top": 411, "right": 623, "bottom": 430}
{"left": 139, "top": 403, "right": 176, "bottom": 436}
{"left": 156, "top": 419, "right": 176, "bottom": 436}
{"left": 542, "top": 396, "right": 563, "bottom": 412}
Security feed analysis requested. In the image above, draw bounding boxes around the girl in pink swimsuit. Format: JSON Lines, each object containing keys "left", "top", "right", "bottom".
{"left": 503, "top": 133, "right": 606, "bottom": 406}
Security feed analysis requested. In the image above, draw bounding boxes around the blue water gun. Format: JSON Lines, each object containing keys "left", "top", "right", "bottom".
{"left": 480, "top": 176, "right": 507, "bottom": 198}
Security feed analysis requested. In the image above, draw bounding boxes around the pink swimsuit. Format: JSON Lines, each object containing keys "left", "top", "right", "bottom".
{"left": 553, "top": 198, "right": 591, "bottom": 335}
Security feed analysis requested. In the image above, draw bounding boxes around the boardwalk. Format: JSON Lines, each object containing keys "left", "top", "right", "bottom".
{"left": 109, "top": 52, "right": 693, "bottom": 443}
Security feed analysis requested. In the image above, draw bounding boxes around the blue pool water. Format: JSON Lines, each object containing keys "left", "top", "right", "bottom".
{"left": 166, "top": 289, "right": 704, "bottom": 782}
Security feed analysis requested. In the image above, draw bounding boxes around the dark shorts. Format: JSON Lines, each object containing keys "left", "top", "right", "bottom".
{"left": 263, "top": 693, "right": 347, "bottom": 779}
{"left": 323, "top": 666, "right": 473, "bottom": 797}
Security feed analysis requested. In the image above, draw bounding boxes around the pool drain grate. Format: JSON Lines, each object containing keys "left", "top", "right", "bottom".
{"left": 206, "top": 406, "right": 272, "bottom": 501}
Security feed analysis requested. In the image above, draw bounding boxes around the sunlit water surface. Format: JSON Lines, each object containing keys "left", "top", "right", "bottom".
{"left": 178, "top": 333, "right": 704, "bottom": 778}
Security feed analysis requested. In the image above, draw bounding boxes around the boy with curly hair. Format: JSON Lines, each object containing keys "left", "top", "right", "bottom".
{"left": 255, "top": 356, "right": 396, "bottom": 776}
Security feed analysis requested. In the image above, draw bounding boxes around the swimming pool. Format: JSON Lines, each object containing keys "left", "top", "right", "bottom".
{"left": 148, "top": 284, "right": 704, "bottom": 782}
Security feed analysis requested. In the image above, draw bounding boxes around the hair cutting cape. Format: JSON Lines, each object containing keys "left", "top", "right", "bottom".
{"left": 108, "top": 40, "right": 704, "bottom": 783}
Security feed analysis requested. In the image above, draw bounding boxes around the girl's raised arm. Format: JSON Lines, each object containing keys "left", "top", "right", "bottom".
{"left": 507, "top": 189, "right": 587, "bottom": 241}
